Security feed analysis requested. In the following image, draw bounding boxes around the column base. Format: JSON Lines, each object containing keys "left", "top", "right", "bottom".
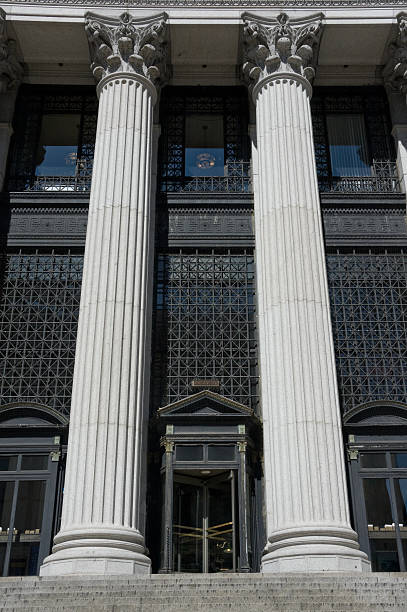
{"left": 261, "top": 525, "right": 371, "bottom": 573}
{"left": 40, "top": 526, "right": 151, "bottom": 576}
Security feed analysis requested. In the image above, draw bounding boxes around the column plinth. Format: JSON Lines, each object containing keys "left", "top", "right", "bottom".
{"left": 243, "top": 12, "right": 370, "bottom": 573}
{"left": 40, "top": 12, "right": 168, "bottom": 577}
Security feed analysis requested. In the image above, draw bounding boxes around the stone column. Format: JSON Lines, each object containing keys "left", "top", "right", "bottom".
{"left": 40, "top": 11, "right": 167, "bottom": 576}
{"left": 383, "top": 13, "right": 407, "bottom": 196}
{"left": 0, "top": 8, "right": 23, "bottom": 191}
{"left": 242, "top": 12, "right": 370, "bottom": 573}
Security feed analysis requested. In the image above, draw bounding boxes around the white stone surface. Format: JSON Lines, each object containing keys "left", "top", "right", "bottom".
{"left": 392, "top": 124, "right": 407, "bottom": 195}
{"left": 244, "top": 12, "right": 370, "bottom": 573}
{"left": 40, "top": 12, "right": 168, "bottom": 576}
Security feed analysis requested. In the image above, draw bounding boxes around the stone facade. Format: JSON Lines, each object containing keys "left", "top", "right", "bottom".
{"left": 0, "top": 2, "right": 406, "bottom": 579}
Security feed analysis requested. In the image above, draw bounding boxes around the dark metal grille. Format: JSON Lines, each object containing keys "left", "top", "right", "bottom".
{"left": 158, "top": 87, "right": 250, "bottom": 193}
{"left": 7, "top": 86, "right": 97, "bottom": 192}
{"left": 311, "top": 88, "right": 397, "bottom": 193}
{"left": 327, "top": 251, "right": 407, "bottom": 413}
{"left": 152, "top": 250, "right": 258, "bottom": 411}
{"left": 0, "top": 251, "right": 83, "bottom": 416}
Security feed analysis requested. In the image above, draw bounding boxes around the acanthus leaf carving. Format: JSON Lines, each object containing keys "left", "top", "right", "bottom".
{"left": 242, "top": 12, "right": 323, "bottom": 95}
{"left": 0, "top": 9, "right": 23, "bottom": 92}
{"left": 383, "top": 13, "right": 407, "bottom": 97}
{"left": 85, "top": 11, "right": 168, "bottom": 89}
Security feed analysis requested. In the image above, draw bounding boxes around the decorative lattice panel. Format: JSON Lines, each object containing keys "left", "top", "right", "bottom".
{"left": 0, "top": 251, "right": 83, "bottom": 416}
{"left": 327, "top": 251, "right": 407, "bottom": 413}
{"left": 7, "top": 87, "right": 97, "bottom": 191}
{"left": 311, "top": 88, "right": 396, "bottom": 192}
{"left": 152, "top": 250, "right": 258, "bottom": 411}
{"left": 158, "top": 87, "right": 249, "bottom": 192}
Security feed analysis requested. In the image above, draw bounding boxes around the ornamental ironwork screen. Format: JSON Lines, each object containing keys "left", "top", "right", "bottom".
{"left": 151, "top": 250, "right": 258, "bottom": 411}
{"left": 158, "top": 87, "right": 250, "bottom": 193}
{"left": 0, "top": 251, "right": 83, "bottom": 417}
{"left": 311, "top": 88, "right": 397, "bottom": 193}
{"left": 7, "top": 86, "right": 97, "bottom": 192}
{"left": 327, "top": 250, "right": 407, "bottom": 413}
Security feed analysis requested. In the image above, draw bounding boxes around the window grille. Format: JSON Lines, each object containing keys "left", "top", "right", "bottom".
{"left": 158, "top": 87, "right": 250, "bottom": 193}
{"left": 327, "top": 251, "right": 407, "bottom": 412}
{"left": 311, "top": 88, "right": 397, "bottom": 193}
{"left": 151, "top": 250, "right": 258, "bottom": 411}
{"left": 0, "top": 251, "right": 83, "bottom": 416}
{"left": 7, "top": 86, "right": 97, "bottom": 192}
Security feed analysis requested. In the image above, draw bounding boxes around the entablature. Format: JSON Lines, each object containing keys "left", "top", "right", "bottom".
{"left": 0, "top": 5, "right": 405, "bottom": 87}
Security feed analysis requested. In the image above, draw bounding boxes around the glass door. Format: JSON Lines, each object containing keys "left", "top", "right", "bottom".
{"left": 350, "top": 450, "right": 407, "bottom": 572}
{"left": 172, "top": 471, "right": 237, "bottom": 573}
{"left": 0, "top": 453, "right": 57, "bottom": 576}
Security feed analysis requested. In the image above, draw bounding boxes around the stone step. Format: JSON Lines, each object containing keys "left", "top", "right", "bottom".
{"left": 1, "top": 573, "right": 407, "bottom": 611}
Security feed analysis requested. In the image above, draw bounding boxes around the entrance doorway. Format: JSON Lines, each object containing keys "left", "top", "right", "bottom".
{"left": 173, "top": 471, "right": 237, "bottom": 573}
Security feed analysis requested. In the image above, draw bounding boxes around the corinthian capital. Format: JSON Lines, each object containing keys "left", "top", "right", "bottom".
{"left": 383, "top": 13, "right": 407, "bottom": 96}
{"left": 242, "top": 12, "right": 323, "bottom": 95}
{"left": 0, "top": 9, "right": 23, "bottom": 92}
{"left": 85, "top": 11, "right": 168, "bottom": 89}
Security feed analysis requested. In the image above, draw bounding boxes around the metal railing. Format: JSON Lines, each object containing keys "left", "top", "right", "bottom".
{"left": 13, "top": 159, "right": 401, "bottom": 195}
{"left": 319, "top": 160, "right": 400, "bottom": 194}
{"left": 25, "top": 160, "right": 93, "bottom": 192}
{"left": 163, "top": 161, "right": 252, "bottom": 194}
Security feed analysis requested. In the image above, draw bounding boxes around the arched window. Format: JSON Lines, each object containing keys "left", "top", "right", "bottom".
{"left": 344, "top": 401, "right": 407, "bottom": 572}
{"left": 0, "top": 403, "right": 67, "bottom": 576}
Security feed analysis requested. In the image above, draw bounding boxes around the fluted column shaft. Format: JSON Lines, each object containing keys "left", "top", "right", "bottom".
{"left": 254, "top": 74, "right": 368, "bottom": 572}
{"left": 40, "top": 11, "right": 167, "bottom": 576}
{"left": 243, "top": 12, "right": 370, "bottom": 572}
{"left": 40, "top": 72, "right": 154, "bottom": 577}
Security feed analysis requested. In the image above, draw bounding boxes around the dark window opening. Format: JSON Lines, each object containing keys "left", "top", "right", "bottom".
{"left": 158, "top": 87, "right": 250, "bottom": 193}
{"left": 327, "top": 250, "right": 407, "bottom": 413}
{"left": 311, "top": 88, "right": 398, "bottom": 193}
{"left": 0, "top": 251, "right": 83, "bottom": 417}
{"left": 7, "top": 86, "right": 97, "bottom": 192}
{"left": 151, "top": 249, "right": 258, "bottom": 412}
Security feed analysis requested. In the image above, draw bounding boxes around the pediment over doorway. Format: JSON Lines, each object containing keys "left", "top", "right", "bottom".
{"left": 157, "top": 390, "right": 253, "bottom": 419}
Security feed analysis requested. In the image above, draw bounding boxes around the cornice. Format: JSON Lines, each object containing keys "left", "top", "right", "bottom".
{"left": 2, "top": 0, "right": 407, "bottom": 7}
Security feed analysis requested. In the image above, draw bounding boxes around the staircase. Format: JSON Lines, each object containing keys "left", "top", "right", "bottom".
{"left": 1, "top": 573, "right": 407, "bottom": 611}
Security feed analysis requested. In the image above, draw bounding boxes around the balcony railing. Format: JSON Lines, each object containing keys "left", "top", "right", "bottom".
{"left": 318, "top": 160, "right": 401, "bottom": 194}
{"left": 10, "top": 159, "right": 401, "bottom": 196}
{"left": 24, "top": 160, "right": 93, "bottom": 193}
{"left": 162, "top": 161, "right": 252, "bottom": 194}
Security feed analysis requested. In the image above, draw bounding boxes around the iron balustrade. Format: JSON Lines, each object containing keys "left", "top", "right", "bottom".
{"left": 10, "top": 159, "right": 402, "bottom": 196}
{"left": 163, "top": 161, "right": 252, "bottom": 193}
{"left": 25, "top": 160, "right": 93, "bottom": 192}
{"left": 319, "top": 161, "right": 400, "bottom": 194}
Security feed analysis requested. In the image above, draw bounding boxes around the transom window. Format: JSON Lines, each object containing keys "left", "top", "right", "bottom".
{"left": 174, "top": 445, "right": 237, "bottom": 464}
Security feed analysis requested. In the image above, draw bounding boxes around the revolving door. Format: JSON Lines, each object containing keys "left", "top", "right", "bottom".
{"left": 157, "top": 390, "right": 262, "bottom": 573}
{"left": 173, "top": 471, "right": 237, "bottom": 573}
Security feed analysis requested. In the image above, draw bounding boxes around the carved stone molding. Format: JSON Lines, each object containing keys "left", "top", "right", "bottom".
{"left": 85, "top": 11, "right": 168, "bottom": 89}
{"left": 0, "top": 9, "right": 23, "bottom": 92}
{"left": 5, "top": 0, "right": 407, "bottom": 6}
{"left": 383, "top": 13, "right": 407, "bottom": 96}
{"left": 242, "top": 12, "right": 323, "bottom": 95}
